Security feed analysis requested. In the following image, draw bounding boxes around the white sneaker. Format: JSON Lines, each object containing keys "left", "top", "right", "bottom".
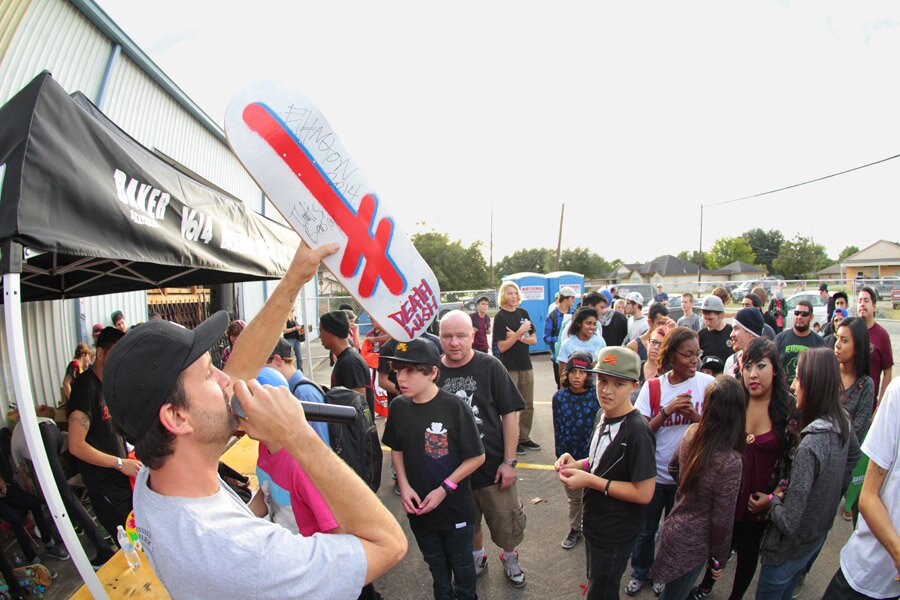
{"left": 500, "top": 551, "right": 525, "bottom": 588}
{"left": 474, "top": 553, "right": 488, "bottom": 577}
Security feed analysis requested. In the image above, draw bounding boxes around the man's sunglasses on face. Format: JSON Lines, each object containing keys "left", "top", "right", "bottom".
{"left": 794, "top": 310, "right": 811, "bottom": 317}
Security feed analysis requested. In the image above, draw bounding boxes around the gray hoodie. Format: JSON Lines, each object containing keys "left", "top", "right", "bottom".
{"left": 760, "top": 416, "right": 860, "bottom": 565}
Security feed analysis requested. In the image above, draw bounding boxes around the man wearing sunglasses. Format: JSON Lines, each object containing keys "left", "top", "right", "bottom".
{"left": 774, "top": 299, "right": 825, "bottom": 383}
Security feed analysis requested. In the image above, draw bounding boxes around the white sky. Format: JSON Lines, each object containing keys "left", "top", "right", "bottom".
{"left": 97, "top": 1, "right": 900, "bottom": 265}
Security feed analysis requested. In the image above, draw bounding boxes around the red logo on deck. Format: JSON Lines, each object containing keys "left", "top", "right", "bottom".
{"left": 388, "top": 279, "right": 438, "bottom": 338}
{"left": 242, "top": 103, "right": 406, "bottom": 298}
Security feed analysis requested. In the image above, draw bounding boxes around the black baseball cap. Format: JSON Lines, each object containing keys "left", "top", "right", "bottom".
{"left": 104, "top": 311, "right": 229, "bottom": 441}
{"left": 390, "top": 338, "right": 441, "bottom": 368}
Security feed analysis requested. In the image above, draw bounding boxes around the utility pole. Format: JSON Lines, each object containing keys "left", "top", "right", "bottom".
{"left": 555, "top": 203, "right": 565, "bottom": 270}
{"left": 697, "top": 204, "right": 704, "bottom": 288}
{"left": 489, "top": 207, "right": 494, "bottom": 286}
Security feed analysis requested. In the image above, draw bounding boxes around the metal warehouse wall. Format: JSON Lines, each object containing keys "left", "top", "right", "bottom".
{"left": 0, "top": 0, "right": 307, "bottom": 418}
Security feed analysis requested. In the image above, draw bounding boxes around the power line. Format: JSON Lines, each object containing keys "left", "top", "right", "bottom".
{"left": 705, "top": 151, "right": 900, "bottom": 208}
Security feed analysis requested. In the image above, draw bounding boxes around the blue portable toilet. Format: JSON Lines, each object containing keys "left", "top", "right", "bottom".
{"left": 502, "top": 272, "right": 550, "bottom": 353}
{"left": 545, "top": 271, "right": 585, "bottom": 310}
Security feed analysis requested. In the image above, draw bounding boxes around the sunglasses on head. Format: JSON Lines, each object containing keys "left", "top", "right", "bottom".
{"left": 794, "top": 310, "right": 811, "bottom": 317}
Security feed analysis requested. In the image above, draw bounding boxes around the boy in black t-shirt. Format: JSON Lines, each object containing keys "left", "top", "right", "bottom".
{"left": 382, "top": 339, "right": 485, "bottom": 600}
{"left": 555, "top": 347, "right": 657, "bottom": 600}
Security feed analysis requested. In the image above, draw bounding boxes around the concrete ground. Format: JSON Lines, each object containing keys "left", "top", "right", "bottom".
{"left": 361, "top": 352, "right": 856, "bottom": 600}
{"left": 40, "top": 321, "right": 900, "bottom": 598}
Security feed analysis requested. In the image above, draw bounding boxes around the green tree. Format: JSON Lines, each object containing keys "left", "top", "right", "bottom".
{"left": 837, "top": 245, "right": 860, "bottom": 262}
{"left": 677, "top": 250, "right": 709, "bottom": 269}
{"left": 412, "top": 232, "right": 488, "bottom": 290}
{"left": 771, "top": 235, "right": 830, "bottom": 279}
{"left": 558, "top": 247, "right": 615, "bottom": 279}
{"left": 742, "top": 228, "right": 784, "bottom": 273}
{"left": 495, "top": 248, "right": 554, "bottom": 280}
{"left": 707, "top": 236, "right": 757, "bottom": 270}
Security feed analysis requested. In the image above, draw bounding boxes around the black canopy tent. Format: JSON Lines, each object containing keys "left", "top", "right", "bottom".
{"left": 0, "top": 71, "right": 298, "bottom": 302}
{"left": 0, "top": 72, "right": 299, "bottom": 596}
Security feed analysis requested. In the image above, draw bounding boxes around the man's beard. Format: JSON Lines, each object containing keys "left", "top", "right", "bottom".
{"left": 795, "top": 321, "right": 810, "bottom": 333}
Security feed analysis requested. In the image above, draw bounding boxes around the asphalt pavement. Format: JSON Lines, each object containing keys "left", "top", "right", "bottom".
{"left": 334, "top": 352, "right": 866, "bottom": 600}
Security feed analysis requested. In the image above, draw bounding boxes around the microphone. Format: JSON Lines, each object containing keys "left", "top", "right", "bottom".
{"left": 230, "top": 395, "right": 356, "bottom": 424}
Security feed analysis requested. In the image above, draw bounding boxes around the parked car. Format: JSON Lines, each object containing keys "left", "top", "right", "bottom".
{"left": 783, "top": 292, "right": 828, "bottom": 330}
{"left": 663, "top": 296, "right": 702, "bottom": 323}
{"left": 731, "top": 277, "right": 781, "bottom": 303}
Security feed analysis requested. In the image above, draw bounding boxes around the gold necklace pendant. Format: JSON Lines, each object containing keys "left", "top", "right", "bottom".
{"left": 746, "top": 433, "right": 756, "bottom": 444}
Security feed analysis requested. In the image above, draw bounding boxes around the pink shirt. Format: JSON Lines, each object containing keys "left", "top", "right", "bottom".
{"left": 257, "top": 444, "right": 338, "bottom": 536}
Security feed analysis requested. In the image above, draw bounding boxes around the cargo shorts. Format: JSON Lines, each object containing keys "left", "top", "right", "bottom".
{"left": 472, "top": 480, "right": 526, "bottom": 551}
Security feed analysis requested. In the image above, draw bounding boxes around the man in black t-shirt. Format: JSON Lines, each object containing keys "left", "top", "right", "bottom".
{"left": 439, "top": 310, "right": 528, "bottom": 588}
{"left": 698, "top": 295, "right": 734, "bottom": 363}
{"left": 382, "top": 338, "right": 485, "bottom": 600}
{"left": 492, "top": 281, "right": 538, "bottom": 454}
{"left": 319, "top": 311, "right": 374, "bottom": 415}
{"left": 67, "top": 327, "right": 141, "bottom": 540}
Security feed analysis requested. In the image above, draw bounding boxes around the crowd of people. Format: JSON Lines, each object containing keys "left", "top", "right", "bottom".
{"left": 3, "top": 243, "right": 898, "bottom": 600}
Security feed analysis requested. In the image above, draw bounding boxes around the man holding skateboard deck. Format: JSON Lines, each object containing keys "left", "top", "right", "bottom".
{"left": 103, "top": 243, "right": 407, "bottom": 600}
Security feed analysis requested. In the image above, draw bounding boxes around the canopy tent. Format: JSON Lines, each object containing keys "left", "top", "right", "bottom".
{"left": 0, "top": 72, "right": 301, "bottom": 597}
{"left": 0, "top": 71, "right": 299, "bottom": 302}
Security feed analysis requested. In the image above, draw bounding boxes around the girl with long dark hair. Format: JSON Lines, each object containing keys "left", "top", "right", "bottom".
{"left": 626, "top": 327, "right": 714, "bottom": 596}
{"left": 692, "top": 337, "right": 800, "bottom": 600}
{"left": 651, "top": 377, "right": 745, "bottom": 600}
{"left": 834, "top": 316, "right": 874, "bottom": 523}
{"left": 755, "top": 348, "right": 860, "bottom": 600}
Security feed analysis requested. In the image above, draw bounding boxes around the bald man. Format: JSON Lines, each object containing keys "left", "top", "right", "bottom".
{"left": 437, "top": 310, "right": 528, "bottom": 588}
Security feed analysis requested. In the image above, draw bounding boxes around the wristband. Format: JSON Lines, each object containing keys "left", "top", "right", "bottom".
{"left": 116, "top": 457, "right": 123, "bottom": 470}
{"left": 768, "top": 493, "right": 774, "bottom": 502}
{"left": 661, "top": 406, "right": 668, "bottom": 419}
{"left": 442, "top": 478, "right": 457, "bottom": 491}
{"left": 603, "top": 479, "right": 612, "bottom": 496}
{"left": 582, "top": 459, "right": 589, "bottom": 471}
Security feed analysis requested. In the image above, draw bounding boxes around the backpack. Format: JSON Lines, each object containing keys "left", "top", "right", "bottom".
{"left": 292, "top": 380, "right": 383, "bottom": 492}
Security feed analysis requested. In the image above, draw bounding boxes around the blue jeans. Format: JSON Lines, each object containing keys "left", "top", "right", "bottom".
{"left": 755, "top": 539, "right": 825, "bottom": 600}
{"left": 289, "top": 338, "right": 303, "bottom": 365}
{"left": 411, "top": 523, "right": 477, "bottom": 600}
{"left": 660, "top": 563, "right": 705, "bottom": 600}
{"left": 630, "top": 482, "right": 677, "bottom": 582}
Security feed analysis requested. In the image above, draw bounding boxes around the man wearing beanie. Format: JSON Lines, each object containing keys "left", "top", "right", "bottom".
{"left": 724, "top": 308, "right": 765, "bottom": 378}
{"left": 320, "top": 310, "right": 375, "bottom": 416}
{"left": 774, "top": 298, "right": 826, "bottom": 383}
{"left": 102, "top": 243, "right": 406, "bottom": 599}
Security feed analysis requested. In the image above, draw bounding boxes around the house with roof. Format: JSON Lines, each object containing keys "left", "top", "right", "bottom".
{"left": 841, "top": 240, "right": 900, "bottom": 280}
{"left": 815, "top": 263, "right": 844, "bottom": 281}
{"left": 716, "top": 261, "right": 767, "bottom": 279}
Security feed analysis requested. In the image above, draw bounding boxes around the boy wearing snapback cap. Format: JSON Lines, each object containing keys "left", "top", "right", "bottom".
{"left": 382, "top": 339, "right": 485, "bottom": 600}
{"left": 555, "top": 347, "right": 657, "bottom": 600}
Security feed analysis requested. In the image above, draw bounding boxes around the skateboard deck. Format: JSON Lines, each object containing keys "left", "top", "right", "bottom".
{"left": 225, "top": 82, "right": 440, "bottom": 341}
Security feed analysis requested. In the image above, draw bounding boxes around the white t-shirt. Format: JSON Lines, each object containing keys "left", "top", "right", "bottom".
{"left": 10, "top": 418, "right": 59, "bottom": 465}
{"left": 558, "top": 334, "right": 607, "bottom": 364}
{"left": 133, "top": 468, "right": 366, "bottom": 600}
{"left": 839, "top": 378, "right": 900, "bottom": 598}
{"left": 634, "top": 371, "right": 713, "bottom": 485}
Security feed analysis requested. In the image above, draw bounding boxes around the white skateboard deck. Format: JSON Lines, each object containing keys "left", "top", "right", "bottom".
{"left": 225, "top": 82, "right": 440, "bottom": 341}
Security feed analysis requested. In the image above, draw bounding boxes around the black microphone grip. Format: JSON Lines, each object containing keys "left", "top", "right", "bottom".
{"left": 230, "top": 395, "right": 356, "bottom": 425}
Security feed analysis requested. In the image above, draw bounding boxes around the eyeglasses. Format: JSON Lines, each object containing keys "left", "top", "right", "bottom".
{"left": 794, "top": 310, "right": 811, "bottom": 317}
{"left": 676, "top": 350, "right": 704, "bottom": 361}
{"left": 648, "top": 339, "right": 662, "bottom": 347}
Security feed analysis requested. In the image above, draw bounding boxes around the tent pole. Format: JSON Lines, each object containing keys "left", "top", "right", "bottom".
{"left": 3, "top": 273, "right": 108, "bottom": 599}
